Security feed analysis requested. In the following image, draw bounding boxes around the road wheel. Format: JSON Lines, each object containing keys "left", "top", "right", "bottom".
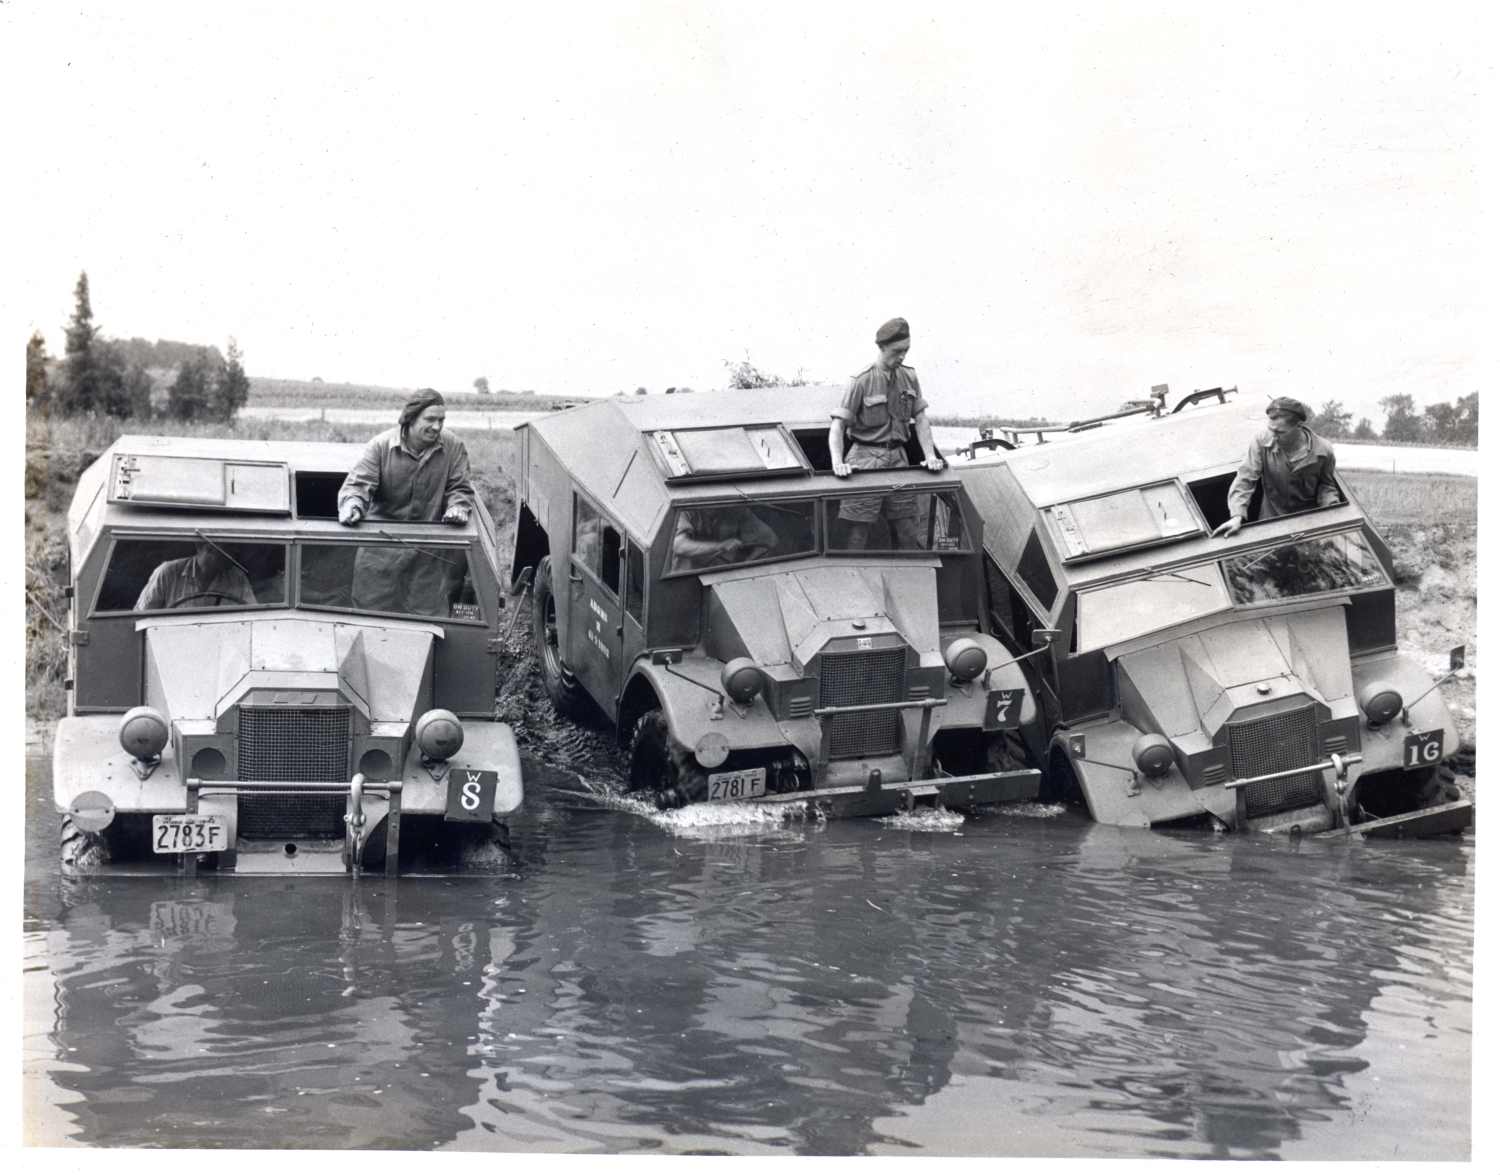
{"left": 985, "top": 730, "right": 1032, "bottom": 774}
{"left": 628, "top": 709, "right": 706, "bottom": 808}
{"left": 59, "top": 814, "right": 110, "bottom": 871}
{"left": 1416, "top": 762, "right": 1462, "bottom": 807}
{"left": 531, "top": 558, "right": 589, "bottom": 719}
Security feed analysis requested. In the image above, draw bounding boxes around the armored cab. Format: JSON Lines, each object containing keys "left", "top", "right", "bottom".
{"left": 54, "top": 435, "right": 523, "bottom": 875}
{"left": 959, "top": 398, "right": 1471, "bottom": 836}
{"left": 508, "top": 386, "right": 1043, "bottom": 818}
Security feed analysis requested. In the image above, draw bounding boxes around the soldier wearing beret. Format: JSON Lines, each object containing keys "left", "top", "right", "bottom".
{"left": 828, "top": 317, "right": 945, "bottom": 549}
{"left": 1214, "top": 396, "right": 1341, "bottom": 537}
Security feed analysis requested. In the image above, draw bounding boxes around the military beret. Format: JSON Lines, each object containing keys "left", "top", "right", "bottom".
{"left": 1266, "top": 396, "right": 1309, "bottom": 423}
{"left": 399, "top": 388, "right": 446, "bottom": 429}
{"left": 875, "top": 317, "right": 910, "bottom": 346}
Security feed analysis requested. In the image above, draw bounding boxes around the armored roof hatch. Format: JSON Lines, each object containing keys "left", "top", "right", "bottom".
{"left": 1047, "top": 479, "right": 1202, "bottom": 562}
{"left": 107, "top": 452, "right": 292, "bottom": 514}
{"left": 648, "top": 424, "right": 811, "bottom": 483}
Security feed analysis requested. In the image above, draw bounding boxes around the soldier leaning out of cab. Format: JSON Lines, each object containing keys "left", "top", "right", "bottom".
{"left": 828, "top": 316, "right": 946, "bottom": 550}
{"left": 337, "top": 389, "right": 475, "bottom": 613}
{"left": 1213, "top": 396, "right": 1340, "bottom": 538}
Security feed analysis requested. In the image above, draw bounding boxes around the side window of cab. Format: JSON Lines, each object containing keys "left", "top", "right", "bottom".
{"left": 573, "top": 495, "right": 623, "bottom": 596}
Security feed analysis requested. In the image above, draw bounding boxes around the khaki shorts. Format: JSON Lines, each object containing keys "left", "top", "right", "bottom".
{"left": 838, "top": 444, "right": 915, "bottom": 523}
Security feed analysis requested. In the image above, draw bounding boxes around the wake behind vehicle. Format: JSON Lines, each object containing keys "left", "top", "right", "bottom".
{"left": 509, "top": 386, "right": 1043, "bottom": 818}
{"left": 54, "top": 435, "right": 523, "bottom": 875}
{"left": 958, "top": 392, "right": 1472, "bottom": 837}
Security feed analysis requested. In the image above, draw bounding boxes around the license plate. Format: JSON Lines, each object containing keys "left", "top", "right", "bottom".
{"left": 707, "top": 767, "right": 766, "bottom": 802}
{"left": 152, "top": 814, "right": 229, "bottom": 854}
{"left": 1404, "top": 729, "right": 1445, "bottom": 769}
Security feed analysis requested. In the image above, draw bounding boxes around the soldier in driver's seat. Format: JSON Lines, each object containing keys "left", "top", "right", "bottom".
{"left": 135, "top": 541, "right": 258, "bottom": 610}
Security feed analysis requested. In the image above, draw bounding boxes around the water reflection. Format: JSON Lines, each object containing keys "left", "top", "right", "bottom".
{"left": 26, "top": 756, "right": 1472, "bottom": 1157}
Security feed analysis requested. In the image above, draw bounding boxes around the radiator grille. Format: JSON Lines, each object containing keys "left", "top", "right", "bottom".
{"left": 820, "top": 647, "right": 906, "bottom": 759}
{"left": 237, "top": 707, "right": 350, "bottom": 838}
{"left": 1227, "top": 705, "right": 1323, "bottom": 818}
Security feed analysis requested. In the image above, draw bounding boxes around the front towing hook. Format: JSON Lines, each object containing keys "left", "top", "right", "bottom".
{"left": 345, "top": 773, "right": 368, "bottom": 876}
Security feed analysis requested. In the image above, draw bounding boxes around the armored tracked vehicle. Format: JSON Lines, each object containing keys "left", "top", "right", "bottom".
{"left": 959, "top": 395, "right": 1472, "bottom": 836}
{"left": 509, "top": 387, "right": 1043, "bottom": 818}
{"left": 54, "top": 435, "right": 523, "bottom": 875}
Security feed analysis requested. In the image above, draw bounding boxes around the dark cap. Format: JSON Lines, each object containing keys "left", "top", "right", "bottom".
{"left": 875, "top": 317, "right": 910, "bottom": 346}
{"left": 1266, "top": 396, "right": 1309, "bottom": 423}
{"left": 400, "top": 388, "right": 446, "bottom": 429}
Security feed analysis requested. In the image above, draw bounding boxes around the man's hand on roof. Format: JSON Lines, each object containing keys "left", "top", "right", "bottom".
{"left": 1212, "top": 516, "right": 1244, "bottom": 538}
{"left": 338, "top": 502, "right": 364, "bottom": 527}
{"left": 923, "top": 456, "right": 946, "bottom": 473}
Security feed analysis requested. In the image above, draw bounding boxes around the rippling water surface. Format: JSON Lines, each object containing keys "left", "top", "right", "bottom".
{"left": 23, "top": 753, "right": 1472, "bottom": 1157}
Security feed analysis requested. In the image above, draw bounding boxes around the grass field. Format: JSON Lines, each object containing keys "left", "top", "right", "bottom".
{"left": 23, "top": 413, "right": 1477, "bottom": 722}
{"left": 248, "top": 376, "right": 580, "bottom": 413}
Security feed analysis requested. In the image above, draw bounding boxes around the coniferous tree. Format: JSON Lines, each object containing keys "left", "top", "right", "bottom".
{"left": 60, "top": 272, "right": 100, "bottom": 413}
{"left": 59, "top": 272, "right": 130, "bottom": 415}
{"left": 26, "top": 331, "right": 50, "bottom": 414}
{"left": 211, "top": 338, "right": 250, "bottom": 420}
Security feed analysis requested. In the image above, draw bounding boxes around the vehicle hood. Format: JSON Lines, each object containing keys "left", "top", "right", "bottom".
{"left": 1114, "top": 605, "right": 1355, "bottom": 742}
{"left": 704, "top": 563, "right": 941, "bottom": 671}
{"left": 139, "top": 614, "right": 441, "bottom": 724}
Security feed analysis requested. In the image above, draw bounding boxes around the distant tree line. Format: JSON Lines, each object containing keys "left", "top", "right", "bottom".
{"left": 25, "top": 272, "right": 250, "bottom": 423}
{"left": 1308, "top": 393, "right": 1478, "bottom": 446}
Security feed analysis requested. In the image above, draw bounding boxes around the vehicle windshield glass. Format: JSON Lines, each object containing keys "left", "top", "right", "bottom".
{"left": 1221, "top": 531, "right": 1387, "bottom": 604}
{"left": 299, "top": 541, "right": 480, "bottom": 621}
{"left": 666, "top": 499, "right": 817, "bottom": 574}
{"left": 825, "top": 488, "right": 971, "bottom": 554}
{"left": 97, "top": 538, "right": 288, "bottom": 614}
{"left": 1075, "top": 564, "right": 1229, "bottom": 650}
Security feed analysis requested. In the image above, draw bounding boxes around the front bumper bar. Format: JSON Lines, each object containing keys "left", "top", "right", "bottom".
{"left": 750, "top": 767, "right": 1041, "bottom": 820}
{"left": 180, "top": 774, "right": 401, "bottom": 877}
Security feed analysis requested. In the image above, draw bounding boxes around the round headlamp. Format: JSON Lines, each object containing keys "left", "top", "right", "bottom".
{"left": 1131, "top": 733, "right": 1175, "bottom": 778}
{"left": 1357, "top": 680, "right": 1403, "bottom": 726}
{"left": 414, "top": 708, "right": 465, "bottom": 760}
{"left": 694, "top": 732, "right": 730, "bottom": 769}
{"left": 944, "top": 637, "right": 988, "bottom": 683}
{"left": 720, "top": 657, "right": 766, "bottom": 705}
{"left": 118, "top": 706, "right": 169, "bottom": 761}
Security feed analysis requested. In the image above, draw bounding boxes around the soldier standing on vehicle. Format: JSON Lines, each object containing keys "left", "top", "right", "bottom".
{"left": 337, "top": 389, "right": 476, "bottom": 612}
{"left": 1213, "top": 396, "right": 1341, "bottom": 537}
{"left": 828, "top": 318, "right": 945, "bottom": 549}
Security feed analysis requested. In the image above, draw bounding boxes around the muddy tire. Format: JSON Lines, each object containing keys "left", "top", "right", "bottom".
{"left": 59, "top": 814, "right": 110, "bottom": 872}
{"left": 532, "top": 558, "right": 590, "bottom": 719}
{"left": 1416, "top": 762, "right": 1463, "bottom": 807}
{"left": 628, "top": 709, "right": 706, "bottom": 808}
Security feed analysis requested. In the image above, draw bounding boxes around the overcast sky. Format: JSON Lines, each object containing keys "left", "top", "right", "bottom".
{"left": 9, "top": 2, "right": 1487, "bottom": 422}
